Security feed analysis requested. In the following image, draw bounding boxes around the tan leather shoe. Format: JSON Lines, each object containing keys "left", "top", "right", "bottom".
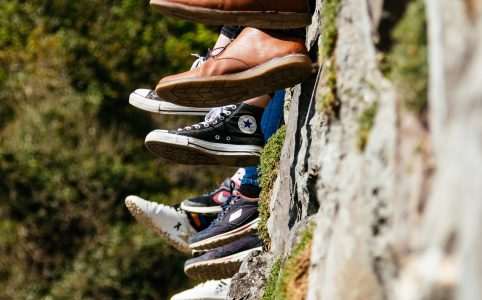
{"left": 155, "top": 27, "right": 313, "bottom": 107}
{"left": 149, "top": 0, "right": 311, "bottom": 29}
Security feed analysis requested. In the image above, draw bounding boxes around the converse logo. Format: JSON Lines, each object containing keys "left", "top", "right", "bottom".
{"left": 238, "top": 115, "right": 257, "bottom": 134}
{"left": 229, "top": 209, "right": 242, "bottom": 222}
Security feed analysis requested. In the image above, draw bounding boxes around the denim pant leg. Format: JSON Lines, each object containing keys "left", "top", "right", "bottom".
{"left": 241, "top": 90, "right": 286, "bottom": 187}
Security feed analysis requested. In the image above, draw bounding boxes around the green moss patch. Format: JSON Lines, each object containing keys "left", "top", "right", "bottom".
{"left": 357, "top": 103, "right": 379, "bottom": 151}
{"left": 318, "top": 0, "right": 341, "bottom": 117}
{"left": 317, "top": 60, "right": 339, "bottom": 116}
{"left": 385, "top": 0, "right": 428, "bottom": 116}
{"left": 258, "top": 125, "right": 287, "bottom": 247}
{"left": 261, "top": 223, "right": 316, "bottom": 300}
{"left": 262, "top": 258, "right": 283, "bottom": 300}
{"left": 320, "top": 0, "right": 341, "bottom": 62}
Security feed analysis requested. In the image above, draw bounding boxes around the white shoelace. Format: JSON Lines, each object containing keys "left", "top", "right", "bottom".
{"left": 190, "top": 54, "right": 207, "bottom": 70}
{"left": 177, "top": 105, "right": 237, "bottom": 131}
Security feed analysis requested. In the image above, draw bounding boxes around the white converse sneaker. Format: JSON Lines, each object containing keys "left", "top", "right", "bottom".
{"left": 129, "top": 89, "right": 212, "bottom": 115}
{"left": 125, "top": 195, "right": 197, "bottom": 253}
{"left": 170, "top": 279, "right": 231, "bottom": 300}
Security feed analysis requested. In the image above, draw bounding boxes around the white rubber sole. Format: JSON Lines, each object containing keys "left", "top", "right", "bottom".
{"left": 184, "top": 247, "right": 263, "bottom": 281}
{"left": 180, "top": 202, "right": 222, "bottom": 214}
{"left": 145, "top": 130, "right": 262, "bottom": 166}
{"left": 189, "top": 218, "right": 260, "bottom": 251}
{"left": 125, "top": 196, "right": 192, "bottom": 254}
{"left": 129, "top": 91, "right": 211, "bottom": 115}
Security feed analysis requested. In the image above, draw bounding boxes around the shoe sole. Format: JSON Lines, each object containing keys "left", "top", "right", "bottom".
{"left": 181, "top": 202, "right": 223, "bottom": 214}
{"left": 184, "top": 247, "right": 263, "bottom": 281}
{"left": 145, "top": 131, "right": 262, "bottom": 166}
{"left": 149, "top": 0, "right": 311, "bottom": 29}
{"left": 125, "top": 197, "right": 192, "bottom": 254}
{"left": 155, "top": 54, "right": 314, "bottom": 107}
{"left": 189, "top": 218, "right": 259, "bottom": 251}
{"left": 129, "top": 91, "right": 211, "bottom": 116}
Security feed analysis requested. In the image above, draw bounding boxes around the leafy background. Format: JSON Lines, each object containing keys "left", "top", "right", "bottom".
{"left": 0, "top": 1, "right": 232, "bottom": 298}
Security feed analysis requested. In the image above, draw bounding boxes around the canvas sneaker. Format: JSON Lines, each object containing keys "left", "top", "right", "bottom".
{"left": 170, "top": 279, "right": 231, "bottom": 300}
{"left": 129, "top": 89, "right": 212, "bottom": 115}
{"left": 181, "top": 178, "right": 239, "bottom": 214}
{"left": 189, "top": 192, "right": 260, "bottom": 251}
{"left": 129, "top": 54, "right": 214, "bottom": 115}
{"left": 125, "top": 195, "right": 198, "bottom": 253}
{"left": 184, "top": 234, "right": 262, "bottom": 281}
{"left": 144, "top": 103, "right": 264, "bottom": 167}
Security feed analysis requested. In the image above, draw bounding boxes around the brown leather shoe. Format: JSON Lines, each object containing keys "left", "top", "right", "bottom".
{"left": 155, "top": 27, "right": 313, "bottom": 107}
{"left": 149, "top": 0, "right": 311, "bottom": 29}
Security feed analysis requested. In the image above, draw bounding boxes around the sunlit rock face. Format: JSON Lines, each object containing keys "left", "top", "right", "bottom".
{"left": 229, "top": 0, "right": 482, "bottom": 299}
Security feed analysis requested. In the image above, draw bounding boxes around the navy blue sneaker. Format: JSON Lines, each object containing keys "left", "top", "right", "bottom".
{"left": 189, "top": 191, "right": 260, "bottom": 251}
{"left": 184, "top": 234, "right": 262, "bottom": 280}
{"left": 181, "top": 178, "right": 240, "bottom": 214}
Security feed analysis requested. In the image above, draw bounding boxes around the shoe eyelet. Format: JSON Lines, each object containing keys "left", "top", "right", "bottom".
{"left": 225, "top": 111, "right": 231, "bottom": 115}
{"left": 213, "top": 121, "right": 218, "bottom": 125}
{"left": 204, "top": 123, "right": 209, "bottom": 127}
{"left": 220, "top": 116, "right": 225, "bottom": 120}
{"left": 226, "top": 136, "right": 231, "bottom": 141}
{"left": 215, "top": 135, "right": 220, "bottom": 140}
{"left": 230, "top": 105, "right": 236, "bottom": 109}
{"left": 194, "top": 125, "right": 200, "bottom": 129}
{"left": 186, "top": 126, "right": 191, "bottom": 130}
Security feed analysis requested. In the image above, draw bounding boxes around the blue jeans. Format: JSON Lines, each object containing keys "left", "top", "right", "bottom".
{"left": 242, "top": 90, "right": 285, "bottom": 186}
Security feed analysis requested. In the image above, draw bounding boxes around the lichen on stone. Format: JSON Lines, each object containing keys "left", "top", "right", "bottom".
{"left": 258, "top": 125, "right": 287, "bottom": 247}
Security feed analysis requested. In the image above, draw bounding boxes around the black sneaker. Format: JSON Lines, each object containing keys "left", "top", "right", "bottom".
{"left": 181, "top": 178, "right": 240, "bottom": 214}
{"left": 188, "top": 191, "right": 260, "bottom": 251}
{"left": 184, "top": 234, "right": 262, "bottom": 281}
{"left": 144, "top": 103, "right": 265, "bottom": 166}
{"left": 129, "top": 89, "right": 212, "bottom": 115}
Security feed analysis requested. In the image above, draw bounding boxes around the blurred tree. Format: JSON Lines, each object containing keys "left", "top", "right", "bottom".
{"left": 0, "top": 0, "right": 231, "bottom": 298}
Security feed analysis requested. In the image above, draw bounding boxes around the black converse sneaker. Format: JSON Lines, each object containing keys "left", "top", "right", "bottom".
{"left": 144, "top": 103, "right": 264, "bottom": 166}
{"left": 129, "top": 89, "right": 212, "bottom": 115}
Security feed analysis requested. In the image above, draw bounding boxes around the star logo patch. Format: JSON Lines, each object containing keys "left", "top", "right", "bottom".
{"left": 238, "top": 115, "right": 257, "bottom": 134}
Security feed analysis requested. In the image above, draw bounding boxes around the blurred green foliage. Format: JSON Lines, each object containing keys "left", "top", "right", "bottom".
{"left": 0, "top": 1, "right": 228, "bottom": 298}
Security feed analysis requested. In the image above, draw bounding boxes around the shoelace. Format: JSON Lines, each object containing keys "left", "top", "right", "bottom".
{"left": 177, "top": 104, "right": 237, "bottom": 131}
{"left": 213, "top": 196, "right": 241, "bottom": 222}
{"left": 190, "top": 44, "right": 230, "bottom": 70}
{"left": 190, "top": 54, "right": 207, "bottom": 70}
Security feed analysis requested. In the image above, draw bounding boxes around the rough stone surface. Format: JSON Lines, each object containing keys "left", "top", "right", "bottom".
{"left": 227, "top": 251, "right": 272, "bottom": 300}
{"left": 228, "top": 0, "right": 482, "bottom": 299}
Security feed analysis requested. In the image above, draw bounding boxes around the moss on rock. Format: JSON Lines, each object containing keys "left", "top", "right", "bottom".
{"left": 258, "top": 125, "right": 287, "bottom": 247}
{"left": 318, "top": 0, "right": 341, "bottom": 117}
{"left": 385, "top": 0, "right": 428, "bottom": 116}
{"left": 357, "top": 103, "right": 379, "bottom": 151}
{"left": 261, "top": 223, "right": 316, "bottom": 300}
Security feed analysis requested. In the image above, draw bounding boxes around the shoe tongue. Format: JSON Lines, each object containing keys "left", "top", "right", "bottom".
{"left": 222, "top": 178, "right": 232, "bottom": 187}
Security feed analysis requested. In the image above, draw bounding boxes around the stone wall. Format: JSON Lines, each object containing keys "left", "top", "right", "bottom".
{"left": 229, "top": 0, "right": 482, "bottom": 299}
